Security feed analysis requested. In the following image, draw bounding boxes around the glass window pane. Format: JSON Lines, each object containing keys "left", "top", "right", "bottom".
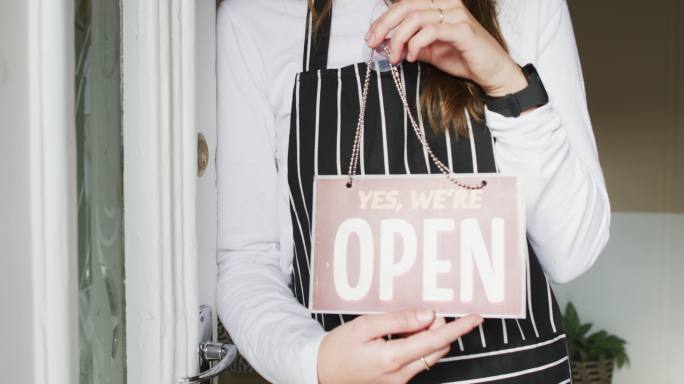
{"left": 75, "top": 0, "right": 126, "bottom": 382}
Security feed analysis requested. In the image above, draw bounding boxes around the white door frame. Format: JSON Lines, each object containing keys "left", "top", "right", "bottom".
{"left": 121, "top": 0, "right": 200, "bottom": 382}
{"left": 1, "top": 0, "right": 78, "bottom": 383}
{"left": 2, "top": 0, "right": 200, "bottom": 382}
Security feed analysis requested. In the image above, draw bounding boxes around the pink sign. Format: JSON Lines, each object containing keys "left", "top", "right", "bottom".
{"left": 309, "top": 174, "right": 527, "bottom": 319}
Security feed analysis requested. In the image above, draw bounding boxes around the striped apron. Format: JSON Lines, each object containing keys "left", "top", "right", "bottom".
{"left": 287, "top": 2, "right": 572, "bottom": 382}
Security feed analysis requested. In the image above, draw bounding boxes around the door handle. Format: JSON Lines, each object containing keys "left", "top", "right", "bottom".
{"left": 179, "top": 305, "right": 238, "bottom": 383}
{"left": 178, "top": 341, "right": 237, "bottom": 383}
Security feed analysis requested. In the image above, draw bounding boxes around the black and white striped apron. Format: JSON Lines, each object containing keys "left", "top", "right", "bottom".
{"left": 287, "top": 2, "right": 572, "bottom": 382}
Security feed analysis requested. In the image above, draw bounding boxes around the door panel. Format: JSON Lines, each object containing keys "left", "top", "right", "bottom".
{"left": 196, "top": 0, "right": 218, "bottom": 320}
{"left": 195, "top": 1, "right": 268, "bottom": 382}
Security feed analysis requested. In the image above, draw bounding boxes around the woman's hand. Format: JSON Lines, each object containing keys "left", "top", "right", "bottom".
{"left": 365, "top": 0, "right": 527, "bottom": 97}
{"left": 317, "top": 310, "right": 483, "bottom": 384}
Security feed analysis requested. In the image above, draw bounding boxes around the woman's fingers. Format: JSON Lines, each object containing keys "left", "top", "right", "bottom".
{"left": 397, "top": 344, "right": 450, "bottom": 381}
{"left": 353, "top": 309, "right": 436, "bottom": 340}
{"left": 367, "top": 0, "right": 431, "bottom": 47}
{"left": 368, "top": 4, "right": 474, "bottom": 64}
{"left": 387, "top": 8, "right": 444, "bottom": 64}
{"left": 384, "top": 314, "right": 483, "bottom": 368}
{"left": 406, "top": 21, "right": 476, "bottom": 64}
{"left": 396, "top": 315, "right": 454, "bottom": 378}
{"left": 428, "top": 315, "right": 446, "bottom": 329}
{"left": 395, "top": 313, "right": 446, "bottom": 339}
{"left": 366, "top": 0, "right": 460, "bottom": 47}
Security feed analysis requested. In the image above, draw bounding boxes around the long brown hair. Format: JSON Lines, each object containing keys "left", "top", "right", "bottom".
{"left": 307, "top": 0, "right": 507, "bottom": 137}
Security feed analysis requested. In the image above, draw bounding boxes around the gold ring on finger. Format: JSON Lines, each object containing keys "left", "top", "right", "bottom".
{"left": 437, "top": 8, "right": 445, "bottom": 24}
{"left": 420, "top": 356, "right": 431, "bottom": 371}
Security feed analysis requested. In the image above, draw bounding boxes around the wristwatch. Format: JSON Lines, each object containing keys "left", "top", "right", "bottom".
{"left": 483, "top": 63, "right": 549, "bottom": 118}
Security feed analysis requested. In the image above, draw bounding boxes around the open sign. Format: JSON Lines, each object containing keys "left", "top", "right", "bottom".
{"left": 309, "top": 174, "right": 527, "bottom": 318}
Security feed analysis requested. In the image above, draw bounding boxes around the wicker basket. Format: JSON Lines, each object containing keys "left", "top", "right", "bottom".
{"left": 571, "top": 359, "right": 615, "bottom": 384}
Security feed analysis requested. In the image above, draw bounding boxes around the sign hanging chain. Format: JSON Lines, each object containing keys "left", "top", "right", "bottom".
{"left": 346, "top": 46, "right": 487, "bottom": 190}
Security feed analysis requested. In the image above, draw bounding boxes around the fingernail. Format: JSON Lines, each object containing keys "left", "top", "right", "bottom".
{"left": 473, "top": 316, "right": 484, "bottom": 327}
{"left": 417, "top": 309, "right": 434, "bottom": 322}
{"left": 365, "top": 31, "right": 375, "bottom": 44}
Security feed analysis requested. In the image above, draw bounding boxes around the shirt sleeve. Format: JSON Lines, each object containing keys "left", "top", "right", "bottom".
{"left": 215, "top": 3, "right": 326, "bottom": 384}
{"left": 485, "top": 0, "right": 611, "bottom": 284}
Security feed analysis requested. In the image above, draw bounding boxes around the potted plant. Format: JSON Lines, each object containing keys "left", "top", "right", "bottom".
{"left": 562, "top": 302, "right": 630, "bottom": 384}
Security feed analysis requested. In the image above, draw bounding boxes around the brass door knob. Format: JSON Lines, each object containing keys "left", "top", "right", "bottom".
{"left": 197, "top": 133, "right": 209, "bottom": 177}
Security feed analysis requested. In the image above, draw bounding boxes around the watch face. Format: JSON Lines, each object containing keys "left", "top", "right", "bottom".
{"left": 521, "top": 63, "right": 538, "bottom": 78}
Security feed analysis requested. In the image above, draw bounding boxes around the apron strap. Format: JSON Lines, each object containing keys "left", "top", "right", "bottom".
{"left": 302, "top": 0, "right": 332, "bottom": 71}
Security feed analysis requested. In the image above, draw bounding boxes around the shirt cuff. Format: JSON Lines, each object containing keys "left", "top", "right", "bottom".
{"left": 484, "top": 103, "right": 558, "bottom": 140}
{"left": 301, "top": 331, "right": 327, "bottom": 384}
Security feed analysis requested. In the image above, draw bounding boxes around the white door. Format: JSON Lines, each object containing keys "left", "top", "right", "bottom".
{"left": 122, "top": 0, "right": 266, "bottom": 383}
{"left": 121, "top": 0, "right": 203, "bottom": 381}
{"left": 194, "top": 2, "right": 268, "bottom": 382}
{"left": 195, "top": 0, "right": 218, "bottom": 333}
{"left": 1, "top": 0, "right": 264, "bottom": 382}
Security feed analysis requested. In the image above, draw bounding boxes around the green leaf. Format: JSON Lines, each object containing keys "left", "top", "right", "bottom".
{"left": 579, "top": 323, "right": 593, "bottom": 337}
{"left": 564, "top": 302, "right": 580, "bottom": 329}
{"left": 561, "top": 301, "right": 630, "bottom": 368}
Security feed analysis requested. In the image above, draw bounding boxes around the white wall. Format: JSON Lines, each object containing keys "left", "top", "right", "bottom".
{"left": 563, "top": 3, "right": 684, "bottom": 380}
{"left": 553, "top": 212, "right": 684, "bottom": 383}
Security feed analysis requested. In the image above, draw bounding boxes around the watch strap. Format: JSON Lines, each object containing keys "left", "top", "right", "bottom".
{"left": 484, "top": 64, "right": 549, "bottom": 118}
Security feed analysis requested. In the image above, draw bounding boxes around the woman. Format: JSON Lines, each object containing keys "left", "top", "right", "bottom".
{"left": 216, "top": 0, "right": 610, "bottom": 382}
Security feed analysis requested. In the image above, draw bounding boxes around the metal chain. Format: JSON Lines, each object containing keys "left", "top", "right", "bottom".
{"left": 346, "top": 46, "right": 487, "bottom": 190}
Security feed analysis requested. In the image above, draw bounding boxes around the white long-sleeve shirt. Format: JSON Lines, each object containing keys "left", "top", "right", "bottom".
{"left": 215, "top": 0, "right": 610, "bottom": 383}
